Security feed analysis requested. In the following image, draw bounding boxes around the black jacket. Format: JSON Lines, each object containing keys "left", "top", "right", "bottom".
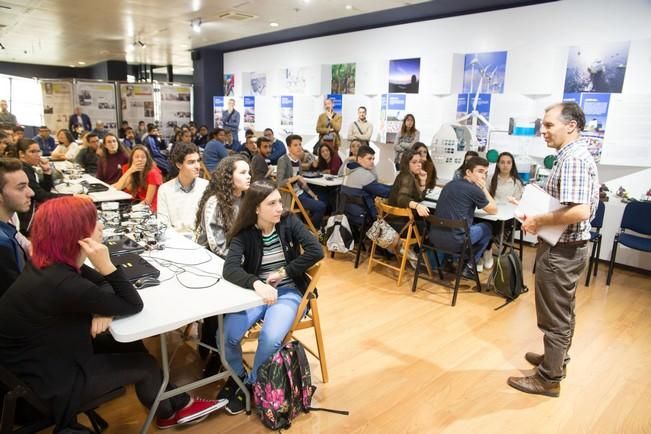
{"left": 17, "top": 162, "right": 66, "bottom": 235}
{"left": 223, "top": 213, "right": 324, "bottom": 294}
{"left": 0, "top": 263, "right": 143, "bottom": 427}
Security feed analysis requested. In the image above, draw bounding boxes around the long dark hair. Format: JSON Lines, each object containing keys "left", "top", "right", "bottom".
{"left": 411, "top": 142, "right": 436, "bottom": 189}
{"left": 127, "top": 145, "right": 156, "bottom": 193}
{"left": 489, "top": 151, "right": 522, "bottom": 196}
{"left": 98, "top": 132, "right": 130, "bottom": 160}
{"left": 56, "top": 129, "right": 74, "bottom": 146}
{"left": 227, "top": 180, "right": 278, "bottom": 243}
{"left": 456, "top": 150, "right": 479, "bottom": 176}
{"left": 316, "top": 142, "right": 338, "bottom": 172}
{"left": 398, "top": 148, "right": 420, "bottom": 175}
{"left": 400, "top": 114, "right": 416, "bottom": 136}
{"left": 194, "top": 155, "right": 248, "bottom": 236}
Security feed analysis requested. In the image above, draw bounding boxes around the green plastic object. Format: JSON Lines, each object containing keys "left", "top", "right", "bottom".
{"left": 543, "top": 154, "right": 556, "bottom": 169}
{"left": 486, "top": 149, "right": 499, "bottom": 163}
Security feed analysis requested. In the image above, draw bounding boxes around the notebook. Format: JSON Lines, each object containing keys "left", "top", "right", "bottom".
{"left": 111, "top": 253, "right": 160, "bottom": 283}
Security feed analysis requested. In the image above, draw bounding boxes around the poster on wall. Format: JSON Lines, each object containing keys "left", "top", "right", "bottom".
{"left": 457, "top": 92, "right": 491, "bottom": 151}
{"left": 331, "top": 63, "right": 356, "bottom": 94}
{"left": 224, "top": 74, "right": 235, "bottom": 96}
{"left": 40, "top": 80, "right": 73, "bottom": 133}
{"left": 280, "top": 67, "right": 309, "bottom": 94}
{"left": 462, "top": 51, "right": 508, "bottom": 94}
{"left": 382, "top": 93, "right": 406, "bottom": 143}
{"left": 243, "top": 96, "right": 255, "bottom": 128}
{"left": 326, "top": 94, "right": 342, "bottom": 114}
{"left": 119, "top": 83, "right": 154, "bottom": 129}
{"left": 74, "top": 81, "right": 118, "bottom": 133}
{"left": 160, "top": 84, "right": 192, "bottom": 138}
{"left": 563, "top": 92, "right": 610, "bottom": 162}
{"left": 280, "top": 96, "right": 294, "bottom": 134}
{"left": 213, "top": 96, "right": 224, "bottom": 128}
{"left": 242, "top": 72, "right": 267, "bottom": 96}
{"left": 388, "top": 58, "right": 420, "bottom": 93}
{"left": 564, "top": 41, "right": 630, "bottom": 93}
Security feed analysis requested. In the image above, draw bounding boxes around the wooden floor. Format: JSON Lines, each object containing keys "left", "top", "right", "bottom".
{"left": 68, "top": 246, "right": 651, "bottom": 434}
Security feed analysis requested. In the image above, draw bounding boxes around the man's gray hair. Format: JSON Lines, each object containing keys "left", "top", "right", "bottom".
{"left": 545, "top": 102, "right": 585, "bottom": 131}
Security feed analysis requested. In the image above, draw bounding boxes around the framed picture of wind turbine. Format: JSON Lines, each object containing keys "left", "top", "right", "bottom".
{"left": 462, "top": 51, "right": 508, "bottom": 94}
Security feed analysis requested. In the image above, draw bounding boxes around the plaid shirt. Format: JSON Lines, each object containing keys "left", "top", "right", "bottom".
{"left": 544, "top": 137, "right": 599, "bottom": 243}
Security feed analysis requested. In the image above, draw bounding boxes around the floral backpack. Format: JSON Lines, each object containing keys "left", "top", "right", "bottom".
{"left": 253, "top": 340, "right": 348, "bottom": 430}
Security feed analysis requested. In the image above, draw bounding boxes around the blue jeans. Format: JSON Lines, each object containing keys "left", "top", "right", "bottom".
{"left": 298, "top": 192, "right": 326, "bottom": 229}
{"left": 222, "top": 286, "right": 303, "bottom": 384}
{"left": 469, "top": 222, "right": 492, "bottom": 263}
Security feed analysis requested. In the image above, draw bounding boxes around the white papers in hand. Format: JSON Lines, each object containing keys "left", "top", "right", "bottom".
{"left": 515, "top": 184, "right": 567, "bottom": 246}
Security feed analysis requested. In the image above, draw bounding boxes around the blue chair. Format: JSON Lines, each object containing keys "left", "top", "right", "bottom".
{"left": 606, "top": 201, "right": 651, "bottom": 286}
{"left": 585, "top": 201, "right": 605, "bottom": 286}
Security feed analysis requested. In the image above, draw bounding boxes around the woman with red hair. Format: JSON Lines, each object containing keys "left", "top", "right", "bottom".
{"left": 112, "top": 144, "right": 163, "bottom": 211}
{"left": 0, "top": 196, "right": 226, "bottom": 431}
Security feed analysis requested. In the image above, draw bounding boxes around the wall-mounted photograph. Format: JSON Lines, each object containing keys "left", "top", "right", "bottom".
{"left": 388, "top": 58, "right": 420, "bottom": 93}
{"left": 331, "top": 63, "right": 356, "bottom": 94}
{"left": 462, "top": 51, "right": 507, "bottom": 94}
{"left": 564, "top": 41, "right": 630, "bottom": 93}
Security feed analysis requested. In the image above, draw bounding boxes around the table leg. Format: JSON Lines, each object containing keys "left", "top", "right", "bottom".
{"left": 486, "top": 220, "right": 506, "bottom": 291}
{"left": 140, "top": 334, "right": 170, "bottom": 434}
{"left": 217, "top": 314, "right": 251, "bottom": 415}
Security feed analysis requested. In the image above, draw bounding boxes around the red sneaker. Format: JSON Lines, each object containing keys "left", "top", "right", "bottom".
{"left": 176, "top": 397, "right": 228, "bottom": 425}
{"left": 156, "top": 413, "right": 181, "bottom": 430}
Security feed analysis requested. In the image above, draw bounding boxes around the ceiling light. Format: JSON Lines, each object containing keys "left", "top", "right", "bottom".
{"left": 269, "top": 22, "right": 279, "bottom": 27}
{"left": 192, "top": 18, "right": 202, "bottom": 33}
{"left": 77, "top": 61, "right": 86, "bottom": 65}
{"left": 137, "top": 40, "right": 146, "bottom": 48}
{"left": 345, "top": 4, "right": 353, "bottom": 10}
{"left": 69, "top": 64, "right": 75, "bottom": 68}
{"left": 0, "top": 43, "right": 4, "bottom": 50}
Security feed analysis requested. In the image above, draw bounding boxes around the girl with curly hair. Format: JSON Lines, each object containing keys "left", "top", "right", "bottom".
{"left": 194, "top": 155, "right": 251, "bottom": 256}
{"left": 112, "top": 144, "right": 163, "bottom": 211}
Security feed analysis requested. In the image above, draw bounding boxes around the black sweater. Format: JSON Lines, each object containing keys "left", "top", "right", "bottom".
{"left": 17, "top": 162, "right": 66, "bottom": 235}
{"left": 223, "top": 213, "right": 324, "bottom": 294}
{"left": 0, "top": 263, "right": 143, "bottom": 426}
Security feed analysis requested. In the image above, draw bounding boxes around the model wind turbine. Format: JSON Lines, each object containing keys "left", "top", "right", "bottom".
{"left": 458, "top": 57, "right": 493, "bottom": 142}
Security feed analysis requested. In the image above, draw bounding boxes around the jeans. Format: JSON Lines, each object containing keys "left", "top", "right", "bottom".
{"left": 469, "top": 222, "right": 492, "bottom": 263}
{"left": 298, "top": 192, "right": 326, "bottom": 229}
{"left": 223, "top": 286, "right": 303, "bottom": 384}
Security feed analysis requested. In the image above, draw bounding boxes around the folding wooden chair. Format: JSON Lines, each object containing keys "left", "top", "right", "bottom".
{"left": 367, "top": 198, "right": 433, "bottom": 287}
{"left": 279, "top": 183, "right": 318, "bottom": 235}
{"left": 245, "top": 262, "right": 328, "bottom": 383}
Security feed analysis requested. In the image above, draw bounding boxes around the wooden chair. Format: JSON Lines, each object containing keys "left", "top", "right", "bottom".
{"left": 367, "top": 198, "right": 433, "bottom": 286}
{"left": 200, "top": 160, "right": 212, "bottom": 180}
{"left": 245, "top": 262, "right": 328, "bottom": 383}
{"left": 279, "top": 184, "right": 318, "bottom": 235}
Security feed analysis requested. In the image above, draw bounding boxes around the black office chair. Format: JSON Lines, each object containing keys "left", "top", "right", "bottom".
{"left": 606, "top": 201, "right": 651, "bottom": 286}
{"left": 333, "top": 186, "right": 373, "bottom": 268}
{"left": 585, "top": 200, "right": 605, "bottom": 286}
{"left": 0, "top": 364, "right": 124, "bottom": 434}
{"left": 412, "top": 215, "right": 482, "bottom": 306}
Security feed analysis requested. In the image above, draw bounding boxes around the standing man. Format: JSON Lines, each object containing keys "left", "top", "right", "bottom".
{"left": 69, "top": 107, "right": 92, "bottom": 137}
{"left": 0, "top": 100, "right": 17, "bottom": 129}
{"left": 315, "top": 98, "right": 342, "bottom": 151}
{"left": 507, "top": 102, "right": 599, "bottom": 397}
{"left": 262, "top": 128, "right": 286, "bottom": 165}
{"left": 347, "top": 106, "right": 373, "bottom": 147}
{"left": 32, "top": 126, "right": 56, "bottom": 156}
{"left": 0, "top": 158, "right": 34, "bottom": 296}
{"left": 222, "top": 99, "right": 241, "bottom": 150}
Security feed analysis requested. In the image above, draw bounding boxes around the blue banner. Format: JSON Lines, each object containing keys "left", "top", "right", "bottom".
{"left": 243, "top": 96, "right": 255, "bottom": 108}
{"left": 326, "top": 94, "right": 342, "bottom": 114}
{"left": 243, "top": 96, "right": 255, "bottom": 124}
{"left": 387, "top": 93, "right": 406, "bottom": 111}
{"left": 281, "top": 96, "right": 293, "bottom": 109}
{"left": 213, "top": 96, "right": 225, "bottom": 128}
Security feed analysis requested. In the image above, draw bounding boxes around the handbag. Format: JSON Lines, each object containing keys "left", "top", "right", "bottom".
{"left": 366, "top": 218, "right": 398, "bottom": 249}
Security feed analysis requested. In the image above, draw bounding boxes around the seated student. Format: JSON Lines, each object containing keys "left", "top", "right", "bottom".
{"left": 74, "top": 133, "right": 99, "bottom": 175}
{"left": 32, "top": 126, "right": 57, "bottom": 157}
{"left": 251, "top": 136, "right": 273, "bottom": 181}
{"left": 341, "top": 145, "right": 391, "bottom": 221}
{"left": 194, "top": 125, "right": 209, "bottom": 148}
{"left": 219, "top": 180, "right": 324, "bottom": 414}
{"left": 338, "top": 139, "right": 362, "bottom": 175}
{"left": 16, "top": 139, "right": 78, "bottom": 235}
{"left": 276, "top": 134, "right": 327, "bottom": 229}
{"left": 195, "top": 155, "right": 250, "bottom": 256}
{"left": 12, "top": 126, "right": 24, "bottom": 143}
{"left": 0, "top": 196, "right": 226, "bottom": 431}
{"left": 0, "top": 158, "right": 33, "bottom": 296}
{"left": 96, "top": 133, "right": 130, "bottom": 184}
{"left": 203, "top": 128, "right": 228, "bottom": 172}
{"left": 452, "top": 150, "right": 479, "bottom": 181}
{"left": 157, "top": 142, "right": 208, "bottom": 236}
{"left": 262, "top": 128, "right": 286, "bottom": 164}
{"left": 312, "top": 142, "right": 342, "bottom": 175}
{"left": 239, "top": 135, "right": 258, "bottom": 162}
{"left": 122, "top": 126, "right": 138, "bottom": 149}
{"left": 50, "top": 129, "right": 80, "bottom": 161}
{"left": 142, "top": 125, "right": 170, "bottom": 176}
{"left": 112, "top": 145, "right": 163, "bottom": 212}
{"left": 430, "top": 156, "right": 497, "bottom": 277}
{"left": 412, "top": 142, "right": 437, "bottom": 191}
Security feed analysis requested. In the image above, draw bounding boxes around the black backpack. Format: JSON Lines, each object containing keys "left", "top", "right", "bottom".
{"left": 491, "top": 249, "right": 528, "bottom": 309}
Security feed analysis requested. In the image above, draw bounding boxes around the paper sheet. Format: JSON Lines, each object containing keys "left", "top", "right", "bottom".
{"left": 515, "top": 184, "right": 567, "bottom": 246}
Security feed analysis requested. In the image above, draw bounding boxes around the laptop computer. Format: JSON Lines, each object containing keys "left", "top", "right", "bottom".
{"left": 110, "top": 253, "right": 160, "bottom": 283}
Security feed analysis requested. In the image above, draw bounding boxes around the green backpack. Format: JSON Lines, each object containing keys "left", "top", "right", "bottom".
{"left": 491, "top": 249, "right": 528, "bottom": 309}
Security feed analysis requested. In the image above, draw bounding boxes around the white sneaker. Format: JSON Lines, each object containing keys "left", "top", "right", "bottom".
{"left": 483, "top": 250, "right": 494, "bottom": 270}
{"left": 476, "top": 262, "right": 484, "bottom": 273}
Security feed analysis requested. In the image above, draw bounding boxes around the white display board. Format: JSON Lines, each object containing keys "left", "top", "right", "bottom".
{"left": 601, "top": 94, "right": 651, "bottom": 167}
{"left": 74, "top": 81, "right": 118, "bottom": 133}
{"left": 119, "top": 83, "right": 155, "bottom": 128}
{"left": 159, "top": 84, "right": 192, "bottom": 138}
{"left": 40, "top": 80, "right": 74, "bottom": 132}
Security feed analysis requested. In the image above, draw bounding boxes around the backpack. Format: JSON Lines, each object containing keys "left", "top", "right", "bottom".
{"left": 253, "top": 341, "right": 348, "bottom": 430}
{"left": 322, "top": 214, "right": 354, "bottom": 253}
{"left": 490, "top": 249, "right": 528, "bottom": 310}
